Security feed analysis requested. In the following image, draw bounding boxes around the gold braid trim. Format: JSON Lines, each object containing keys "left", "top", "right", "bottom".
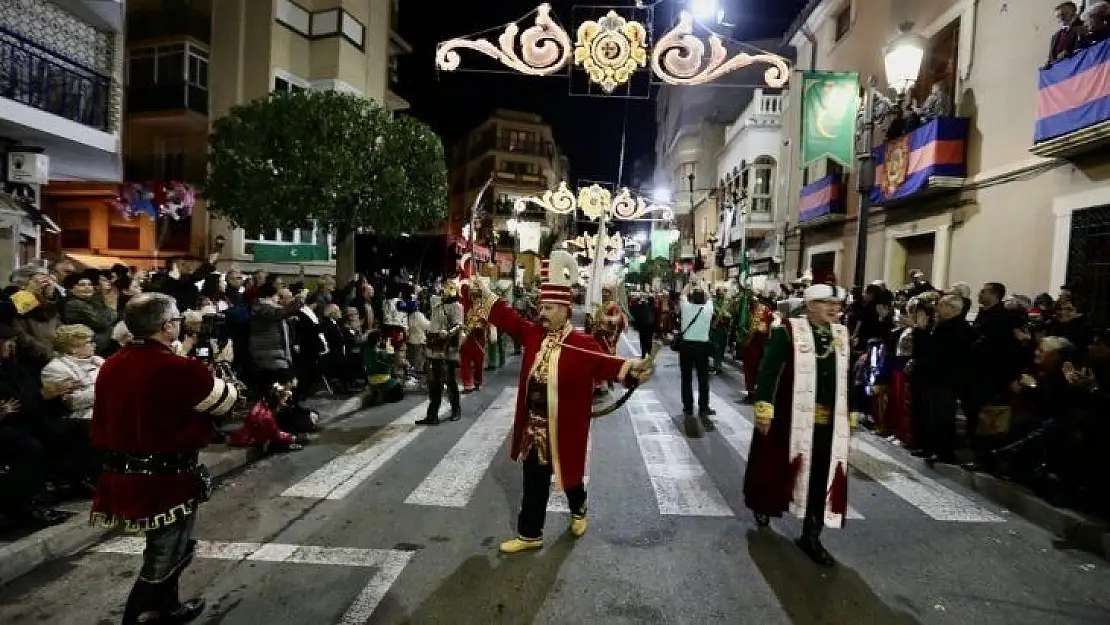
{"left": 754, "top": 401, "right": 775, "bottom": 424}
{"left": 88, "top": 500, "right": 199, "bottom": 534}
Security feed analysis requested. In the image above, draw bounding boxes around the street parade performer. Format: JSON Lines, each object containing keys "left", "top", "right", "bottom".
{"left": 470, "top": 250, "right": 654, "bottom": 554}
{"left": 459, "top": 276, "right": 491, "bottom": 393}
{"left": 90, "top": 293, "right": 243, "bottom": 624}
{"left": 742, "top": 279, "right": 852, "bottom": 567}
{"left": 589, "top": 282, "right": 627, "bottom": 394}
{"left": 417, "top": 279, "right": 464, "bottom": 425}
{"left": 740, "top": 292, "right": 776, "bottom": 402}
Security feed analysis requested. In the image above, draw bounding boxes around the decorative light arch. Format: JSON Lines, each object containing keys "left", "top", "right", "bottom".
{"left": 435, "top": 3, "right": 790, "bottom": 91}
{"left": 513, "top": 182, "right": 674, "bottom": 222}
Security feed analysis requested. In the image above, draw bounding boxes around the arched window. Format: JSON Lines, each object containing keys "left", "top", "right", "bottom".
{"left": 748, "top": 156, "right": 776, "bottom": 215}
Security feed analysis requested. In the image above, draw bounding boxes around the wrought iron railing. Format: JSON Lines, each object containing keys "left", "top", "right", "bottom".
{"left": 0, "top": 26, "right": 114, "bottom": 133}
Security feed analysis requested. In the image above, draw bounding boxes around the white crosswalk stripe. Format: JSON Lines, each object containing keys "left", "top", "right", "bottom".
{"left": 707, "top": 391, "right": 866, "bottom": 519}
{"left": 850, "top": 436, "right": 1003, "bottom": 522}
{"left": 95, "top": 538, "right": 414, "bottom": 623}
{"left": 404, "top": 387, "right": 516, "bottom": 507}
{"left": 282, "top": 401, "right": 447, "bottom": 500}
{"left": 548, "top": 436, "right": 592, "bottom": 513}
{"left": 627, "top": 390, "right": 734, "bottom": 517}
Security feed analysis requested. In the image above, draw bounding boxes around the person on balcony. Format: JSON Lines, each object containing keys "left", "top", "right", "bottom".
{"left": 1046, "top": 2, "right": 1084, "bottom": 67}
{"left": 1079, "top": 1, "right": 1110, "bottom": 48}
{"left": 912, "top": 82, "right": 953, "bottom": 125}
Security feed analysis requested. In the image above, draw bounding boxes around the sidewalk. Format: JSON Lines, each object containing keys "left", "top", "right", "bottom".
{"left": 0, "top": 390, "right": 368, "bottom": 587}
{"left": 717, "top": 352, "right": 1109, "bottom": 560}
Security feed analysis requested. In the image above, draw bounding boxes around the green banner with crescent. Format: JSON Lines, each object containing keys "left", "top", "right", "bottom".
{"left": 800, "top": 71, "right": 860, "bottom": 169}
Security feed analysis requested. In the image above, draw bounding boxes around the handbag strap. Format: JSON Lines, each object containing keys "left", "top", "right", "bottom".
{"left": 679, "top": 306, "right": 705, "bottom": 335}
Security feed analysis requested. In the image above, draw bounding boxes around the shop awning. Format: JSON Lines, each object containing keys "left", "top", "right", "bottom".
{"left": 65, "top": 253, "right": 128, "bottom": 270}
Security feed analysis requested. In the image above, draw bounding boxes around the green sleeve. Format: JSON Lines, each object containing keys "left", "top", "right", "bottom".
{"left": 754, "top": 325, "right": 790, "bottom": 406}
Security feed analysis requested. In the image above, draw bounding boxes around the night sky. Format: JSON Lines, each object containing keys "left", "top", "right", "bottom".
{"left": 396, "top": 0, "right": 809, "bottom": 187}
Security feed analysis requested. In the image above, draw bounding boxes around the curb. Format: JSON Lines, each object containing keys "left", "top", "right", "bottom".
{"left": 0, "top": 391, "right": 368, "bottom": 588}
{"left": 930, "top": 463, "right": 1110, "bottom": 561}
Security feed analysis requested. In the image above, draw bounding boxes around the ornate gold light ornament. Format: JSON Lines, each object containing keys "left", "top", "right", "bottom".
{"left": 434, "top": 4, "right": 791, "bottom": 89}
{"left": 514, "top": 183, "right": 674, "bottom": 222}
{"left": 435, "top": 4, "right": 571, "bottom": 76}
{"left": 576, "top": 184, "right": 612, "bottom": 221}
{"left": 573, "top": 11, "right": 648, "bottom": 93}
{"left": 652, "top": 11, "right": 789, "bottom": 87}
{"left": 513, "top": 181, "right": 577, "bottom": 214}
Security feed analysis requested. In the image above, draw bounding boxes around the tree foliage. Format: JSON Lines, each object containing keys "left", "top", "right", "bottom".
{"left": 204, "top": 90, "right": 448, "bottom": 237}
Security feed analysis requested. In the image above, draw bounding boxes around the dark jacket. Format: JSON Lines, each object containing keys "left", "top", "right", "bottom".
{"left": 916, "top": 316, "right": 975, "bottom": 389}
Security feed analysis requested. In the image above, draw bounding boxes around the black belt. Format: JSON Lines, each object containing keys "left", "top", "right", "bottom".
{"left": 102, "top": 451, "right": 200, "bottom": 476}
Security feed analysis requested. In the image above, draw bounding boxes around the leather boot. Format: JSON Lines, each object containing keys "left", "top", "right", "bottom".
{"left": 121, "top": 579, "right": 161, "bottom": 625}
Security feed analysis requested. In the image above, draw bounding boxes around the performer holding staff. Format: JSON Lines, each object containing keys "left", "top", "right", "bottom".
{"left": 743, "top": 279, "right": 852, "bottom": 567}
{"left": 470, "top": 250, "right": 653, "bottom": 553}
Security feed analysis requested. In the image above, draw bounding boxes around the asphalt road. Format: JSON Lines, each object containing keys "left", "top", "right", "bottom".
{"left": 2, "top": 331, "right": 1109, "bottom": 625}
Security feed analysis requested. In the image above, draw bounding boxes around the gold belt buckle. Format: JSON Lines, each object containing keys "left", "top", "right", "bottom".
{"left": 814, "top": 405, "right": 831, "bottom": 421}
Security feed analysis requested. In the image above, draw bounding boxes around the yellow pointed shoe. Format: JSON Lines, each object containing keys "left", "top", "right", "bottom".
{"left": 569, "top": 515, "right": 587, "bottom": 538}
{"left": 499, "top": 537, "right": 543, "bottom": 554}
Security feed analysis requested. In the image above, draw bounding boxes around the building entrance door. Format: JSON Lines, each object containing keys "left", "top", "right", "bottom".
{"left": 1067, "top": 205, "right": 1110, "bottom": 328}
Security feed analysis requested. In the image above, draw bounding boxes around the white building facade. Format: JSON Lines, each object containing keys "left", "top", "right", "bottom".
{"left": 0, "top": 0, "right": 124, "bottom": 279}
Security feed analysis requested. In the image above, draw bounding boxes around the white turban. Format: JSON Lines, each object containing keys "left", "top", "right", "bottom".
{"left": 803, "top": 283, "right": 847, "bottom": 302}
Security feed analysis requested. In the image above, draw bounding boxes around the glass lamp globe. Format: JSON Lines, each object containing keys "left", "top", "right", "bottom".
{"left": 883, "top": 23, "right": 927, "bottom": 95}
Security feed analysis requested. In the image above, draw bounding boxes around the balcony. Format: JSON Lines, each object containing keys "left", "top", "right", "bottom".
{"left": 870, "top": 117, "right": 969, "bottom": 206}
{"left": 126, "top": 6, "right": 210, "bottom": 44}
{"left": 724, "top": 88, "right": 784, "bottom": 144}
{"left": 0, "top": 27, "right": 114, "bottom": 133}
{"left": 798, "top": 173, "right": 846, "bottom": 226}
{"left": 494, "top": 170, "right": 546, "bottom": 187}
{"left": 127, "top": 82, "right": 208, "bottom": 116}
{"left": 1030, "top": 37, "right": 1110, "bottom": 159}
{"left": 124, "top": 155, "right": 206, "bottom": 184}
{"left": 496, "top": 136, "right": 555, "bottom": 159}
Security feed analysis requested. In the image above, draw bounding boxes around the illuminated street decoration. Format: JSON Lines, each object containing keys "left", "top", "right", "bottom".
{"left": 568, "top": 231, "right": 626, "bottom": 262}
{"left": 435, "top": 4, "right": 571, "bottom": 77}
{"left": 435, "top": 3, "right": 790, "bottom": 89}
{"left": 651, "top": 11, "right": 789, "bottom": 87}
{"left": 573, "top": 11, "right": 648, "bottom": 93}
{"left": 513, "top": 182, "right": 673, "bottom": 221}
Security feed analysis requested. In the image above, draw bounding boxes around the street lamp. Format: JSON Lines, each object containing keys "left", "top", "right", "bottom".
{"left": 652, "top": 187, "right": 672, "bottom": 203}
{"left": 689, "top": 0, "right": 719, "bottom": 21}
{"left": 852, "top": 22, "right": 925, "bottom": 288}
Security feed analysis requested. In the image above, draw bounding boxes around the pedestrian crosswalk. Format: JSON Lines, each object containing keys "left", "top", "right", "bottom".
{"left": 279, "top": 381, "right": 1004, "bottom": 527}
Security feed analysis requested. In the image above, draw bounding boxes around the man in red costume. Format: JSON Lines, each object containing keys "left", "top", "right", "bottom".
{"left": 589, "top": 284, "right": 627, "bottom": 394}
{"left": 743, "top": 279, "right": 852, "bottom": 567}
{"left": 472, "top": 250, "right": 654, "bottom": 554}
{"left": 91, "top": 293, "right": 242, "bottom": 624}
{"left": 459, "top": 276, "right": 489, "bottom": 393}
{"left": 740, "top": 293, "right": 775, "bottom": 403}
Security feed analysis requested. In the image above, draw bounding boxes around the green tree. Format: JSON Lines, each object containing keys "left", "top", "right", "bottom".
{"left": 204, "top": 89, "right": 448, "bottom": 280}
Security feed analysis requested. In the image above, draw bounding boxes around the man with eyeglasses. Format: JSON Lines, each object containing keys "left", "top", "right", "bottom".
{"left": 90, "top": 293, "right": 242, "bottom": 624}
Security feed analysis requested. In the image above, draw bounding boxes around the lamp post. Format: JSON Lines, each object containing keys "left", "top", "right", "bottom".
{"left": 852, "top": 22, "right": 926, "bottom": 288}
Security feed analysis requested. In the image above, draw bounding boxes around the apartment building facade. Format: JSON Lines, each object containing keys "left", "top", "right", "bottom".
{"left": 447, "top": 109, "right": 570, "bottom": 282}
{"left": 782, "top": 0, "right": 1110, "bottom": 323}
{"left": 654, "top": 39, "right": 790, "bottom": 284}
{"left": 1, "top": 0, "right": 125, "bottom": 278}
{"left": 39, "top": 0, "right": 408, "bottom": 275}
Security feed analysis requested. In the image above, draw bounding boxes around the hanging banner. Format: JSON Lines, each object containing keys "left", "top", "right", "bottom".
{"left": 800, "top": 71, "right": 859, "bottom": 169}
{"left": 650, "top": 230, "right": 672, "bottom": 259}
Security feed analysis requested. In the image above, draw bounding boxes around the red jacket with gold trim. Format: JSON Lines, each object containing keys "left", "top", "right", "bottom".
{"left": 90, "top": 341, "right": 239, "bottom": 527}
{"left": 488, "top": 300, "right": 634, "bottom": 489}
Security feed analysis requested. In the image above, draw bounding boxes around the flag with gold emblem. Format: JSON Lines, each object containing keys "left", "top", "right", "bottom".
{"left": 799, "top": 71, "right": 860, "bottom": 169}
